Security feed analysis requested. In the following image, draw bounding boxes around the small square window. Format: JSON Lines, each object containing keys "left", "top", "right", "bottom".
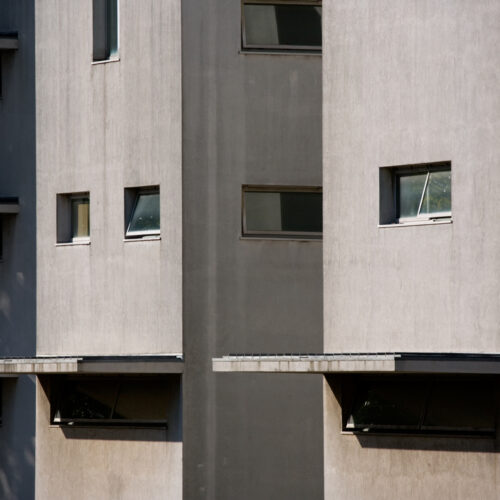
{"left": 93, "top": 0, "right": 118, "bottom": 62}
{"left": 242, "top": 1, "right": 322, "bottom": 52}
{"left": 57, "top": 193, "right": 90, "bottom": 244}
{"left": 124, "top": 186, "right": 160, "bottom": 239}
{"left": 242, "top": 185, "right": 322, "bottom": 238}
{"left": 379, "top": 162, "right": 451, "bottom": 225}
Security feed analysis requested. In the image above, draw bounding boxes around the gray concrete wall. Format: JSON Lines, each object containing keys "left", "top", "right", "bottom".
{"left": 35, "top": 0, "right": 182, "bottom": 356}
{"left": 324, "top": 377, "right": 500, "bottom": 499}
{"left": 0, "top": 1, "right": 36, "bottom": 498}
{"left": 182, "top": 1, "right": 323, "bottom": 498}
{"left": 35, "top": 376, "right": 182, "bottom": 500}
{"left": 324, "top": 0, "right": 500, "bottom": 353}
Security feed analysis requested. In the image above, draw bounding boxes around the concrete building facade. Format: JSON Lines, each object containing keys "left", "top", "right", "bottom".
{"left": 3, "top": 0, "right": 500, "bottom": 499}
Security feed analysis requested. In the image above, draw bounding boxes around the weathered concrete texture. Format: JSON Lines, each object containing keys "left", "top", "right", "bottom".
{"left": 324, "top": 377, "right": 500, "bottom": 499}
{"left": 35, "top": 0, "right": 182, "bottom": 355}
{"left": 323, "top": 0, "right": 500, "bottom": 353}
{"left": 182, "top": 0, "right": 323, "bottom": 498}
{"left": 35, "top": 376, "right": 182, "bottom": 500}
{"left": 0, "top": 0, "right": 36, "bottom": 498}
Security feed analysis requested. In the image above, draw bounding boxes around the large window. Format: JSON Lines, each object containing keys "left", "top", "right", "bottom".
{"left": 93, "top": 0, "right": 118, "bottom": 62}
{"left": 343, "top": 375, "right": 496, "bottom": 436}
{"left": 52, "top": 376, "right": 173, "bottom": 427}
{"left": 242, "top": 1, "right": 322, "bottom": 52}
{"left": 379, "top": 162, "right": 451, "bottom": 225}
{"left": 242, "top": 185, "right": 322, "bottom": 238}
{"left": 125, "top": 186, "right": 160, "bottom": 239}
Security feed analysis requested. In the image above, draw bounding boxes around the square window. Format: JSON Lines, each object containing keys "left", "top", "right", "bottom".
{"left": 51, "top": 375, "right": 177, "bottom": 427}
{"left": 242, "top": 185, "right": 322, "bottom": 238}
{"left": 379, "top": 162, "right": 451, "bottom": 225}
{"left": 124, "top": 186, "right": 160, "bottom": 239}
{"left": 242, "top": 1, "right": 322, "bottom": 52}
{"left": 93, "top": 0, "right": 118, "bottom": 62}
{"left": 57, "top": 193, "right": 90, "bottom": 244}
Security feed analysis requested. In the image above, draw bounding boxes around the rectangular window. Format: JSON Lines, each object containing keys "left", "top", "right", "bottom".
{"left": 379, "top": 162, "right": 451, "bottom": 225}
{"left": 52, "top": 376, "right": 172, "bottom": 427}
{"left": 242, "top": 1, "right": 322, "bottom": 52}
{"left": 125, "top": 186, "right": 160, "bottom": 239}
{"left": 57, "top": 192, "right": 90, "bottom": 244}
{"left": 242, "top": 185, "right": 322, "bottom": 238}
{"left": 93, "top": 0, "right": 118, "bottom": 62}
{"left": 343, "top": 375, "right": 496, "bottom": 436}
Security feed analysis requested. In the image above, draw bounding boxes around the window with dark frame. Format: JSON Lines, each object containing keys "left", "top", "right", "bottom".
{"left": 379, "top": 162, "right": 451, "bottom": 225}
{"left": 52, "top": 376, "right": 171, "bottom": 427}
{"left": 342, "top": 375, "right": 497, "bottom": 436}
{"left": 242, "top": 185, "right": 322, "bottom": 238}
{"left": 125, "top": 186, "right": 160, "bottom": 239}
{"left": 242, "top": 1, "right": 322, "bottom": 52}
{"left": 93, "top": 0, "right": 118, "bottom": 62}
{"left": 56, "top": 192, "right": 90, "bottom": 244}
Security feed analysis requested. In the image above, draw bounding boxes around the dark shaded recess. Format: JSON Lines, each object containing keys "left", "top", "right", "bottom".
{"left": 275, "top": 5, "right": 322, "bottom": 46}
{"left": 280, "top": 192, "right": 322, "bottom": 232}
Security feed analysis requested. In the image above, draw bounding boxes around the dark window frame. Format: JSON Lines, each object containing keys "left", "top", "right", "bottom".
{"left": 242, "top": 185, "right": 322, "bottom": 239}
{"left": 341, "top": 375, "right": 498, "bottom": 437}
{"left": 124, "top": 186, "right": 160, "bottom": 239}
{"left": 51, "top": 375, "right": 171, "bottom": 428}
{"left": 241, "top": 0, "right": 322, "bottom": 53}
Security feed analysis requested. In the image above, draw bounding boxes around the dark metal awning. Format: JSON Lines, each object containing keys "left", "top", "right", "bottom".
{"left": 0, "top": 33, "right": 18, "bottom": 51}
{"left": 0, "top": 355, "right": 183, "bottom": 375}
{"left": 213, "top": 353, "right": 500, "bottom": 375}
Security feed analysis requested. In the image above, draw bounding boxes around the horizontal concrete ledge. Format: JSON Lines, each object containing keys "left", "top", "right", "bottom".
{"left": 213, "top": 353, "right": 500, "bottom": 374}
{"left": 0, "top": 34, "right": 18, "bottom": 50}
{"left": 0, "top": 356, "right": 184, "bottom": 374}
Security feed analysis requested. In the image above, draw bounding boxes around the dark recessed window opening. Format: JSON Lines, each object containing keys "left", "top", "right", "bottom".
{"left": 379, "top": 161, "right": 451, "bottom": 225}
{"left": 56, "top": 192, "right": 90, "bottom": 244}
{"left": 52, "top": 376, "right": 171, "bottom": 427}
{"left": 343, "top": 376, "right": 496, "bottom": 436}
{"left": 125, "top": 186, "right": 160, "bottom": 239}
{"left": 93, "top": 0, "right": 118, "bottom": 61}
{"left": 242, "top": 1, "right": 322, "bottom": 52}
{"left": 242, "top": 186, "right": 322, "bottom": 238}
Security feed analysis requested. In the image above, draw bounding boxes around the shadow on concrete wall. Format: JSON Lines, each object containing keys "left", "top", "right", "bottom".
{"left": 0, "top": 376, "right": 35, "bottom": 500}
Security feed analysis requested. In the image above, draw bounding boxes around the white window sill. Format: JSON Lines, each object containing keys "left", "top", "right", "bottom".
{"left": 378, "top": 219, "right": 453, "bottom": 229}
{"left": 91, "top": 57, "right": 120, "bottom": 66}
{"left": 55, "top": 240, "right": 91, "bottom": 247}
{"left": 123, "top": 236, "right": 161, "bottom": 243}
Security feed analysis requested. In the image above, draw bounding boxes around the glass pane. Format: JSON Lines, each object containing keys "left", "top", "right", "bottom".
{"left": 423, "top": 380, "right": 495, "bottom": 432}
{"left": 245, "top": 191, "right": 322, "bottom": 233}
{"left": 113, "top": 380, "right": 169, "bottom": 421}
{"left": 59, "top": 379, "right": 118, "bottom": 420}
{"left": 274, "top": 5, "right": 322, "bottom": 47}
{"left": 93, "top": 0, "right": 107, "bottom": 61}
{"left": 128, "top": 192, "right": 160, "bottom": 233}
{"left": 71, "top": 198, "right": 89, "bottom": 238}
{"left": 419, "top": 170, "right": 451, "bottom": 216}
{"left": 398, "top": 173, "right": 427, "bottom": 218}
{"left": 245, "top": 192, "right": 282, "bottom": 231}
{"left": 107, "top": 0, "right": 118, "bottom": 57}
{"left": 244, "top": 4, "right": 321, "bottom": 48}
{"left": 348, "top": 380, "right": 427, "bottom": 429}
{"left": 280, "top": 192, "right": 322, "bottom": 232}
{"left": 244, "top": 5, "right": 279, "bottom": 46}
